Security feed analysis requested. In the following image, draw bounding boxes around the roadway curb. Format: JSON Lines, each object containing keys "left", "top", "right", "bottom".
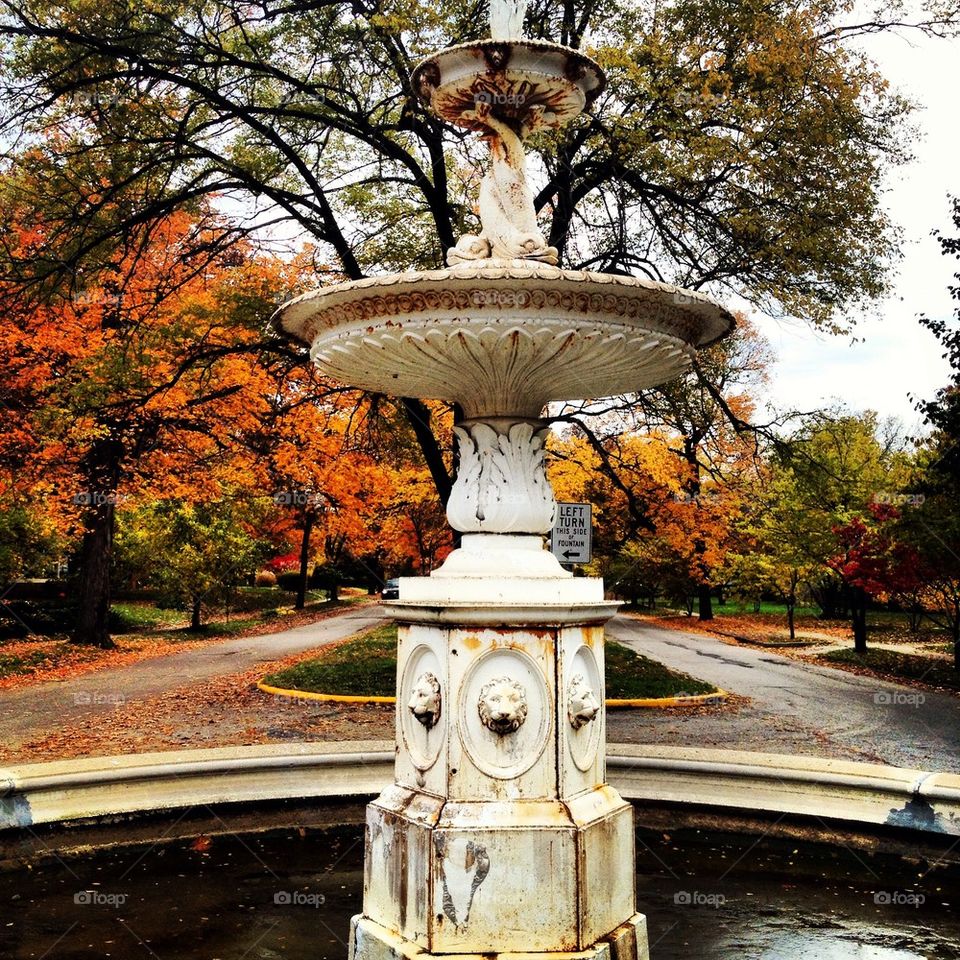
{"left": 2, "top": 743, "right": 958, "bottom": 838}
{"left": 256, "top": 679, "right": 729, "bottom": 709}
{"left": 256, "top": 680, "right": 395, "bottom": 704}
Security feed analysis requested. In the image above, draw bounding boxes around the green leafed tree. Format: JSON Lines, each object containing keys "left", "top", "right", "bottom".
{"left": 117, "top": 497, "right": 271, "bottom": 630}
{"left": 753, "top": 410, "right": 913, "bottom": 642}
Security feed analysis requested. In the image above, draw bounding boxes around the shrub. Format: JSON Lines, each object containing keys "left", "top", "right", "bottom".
{"left": 276, "top": 570, "right": 303, "bottom": 592}
{"left": 255, "top": 570, "right": 277, "bottom": 587}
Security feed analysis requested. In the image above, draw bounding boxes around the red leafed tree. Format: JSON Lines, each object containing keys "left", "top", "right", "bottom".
{"left": 829, "top": 503, "right": 923, "bottom": 653}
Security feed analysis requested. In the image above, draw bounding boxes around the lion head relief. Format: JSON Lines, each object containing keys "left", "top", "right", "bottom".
{"left": 567, "top": 673, "right": 600, "bottom": 730}
{"left": 408, "top": 671, "right": 442, "bottom": 729}
{"left": 477, "top": 676, "right": 528, "bottom": 735}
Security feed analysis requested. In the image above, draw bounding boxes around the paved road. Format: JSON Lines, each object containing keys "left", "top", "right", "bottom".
{"left": 0, "top": 605, "right": 387, "bottom": 750}
{"left": 606, "top": 616, "right": 960, "bottom": 774}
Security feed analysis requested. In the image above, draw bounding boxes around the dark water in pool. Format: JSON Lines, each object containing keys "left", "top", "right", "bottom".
{"left": 1, "top": 824, "right": 958, "bottom": 959}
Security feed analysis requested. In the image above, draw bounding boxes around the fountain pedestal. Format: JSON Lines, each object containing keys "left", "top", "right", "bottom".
{"left": 352, "top": 555, "right": 647, "bottom": 960}
{"left": 351, "top": 410, "right": 647, "bottom": 958}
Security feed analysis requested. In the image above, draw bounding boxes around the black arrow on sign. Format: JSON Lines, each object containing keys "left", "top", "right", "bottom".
{"left": 562, "top": 550, "right": 579, "bottom": 559}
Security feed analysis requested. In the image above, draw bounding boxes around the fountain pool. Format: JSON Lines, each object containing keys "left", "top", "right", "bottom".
{"left": 3, "top": 806, "right": 958, "bottom": 960}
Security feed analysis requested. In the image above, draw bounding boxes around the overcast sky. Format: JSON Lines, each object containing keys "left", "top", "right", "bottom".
{"left": 752, "top": 27, "right": 958, "bottom": 433}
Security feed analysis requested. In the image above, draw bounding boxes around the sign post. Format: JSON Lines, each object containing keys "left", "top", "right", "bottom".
{"left": 550, "top": 502, "right": 592, "bottom": 564}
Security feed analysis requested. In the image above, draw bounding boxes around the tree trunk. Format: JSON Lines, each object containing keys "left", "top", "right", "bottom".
{"left": 852, "top": 588, "right": 868, "bottom": 653}
{"left": 295, "top": 510, "right": 315, "bottom": 611}
{"left": 70, "top": 499, "right": 116, "bottom": 649}
{"left": 403, "top": 397, "right": 454, "bottom": 506}
{"left": 812, "top": 578, "right": 843, "bottom": 619}
{"left": 953, "top": 598, "right": 959, "bottom": 671}
{"left": 191, "top": 596, "right": 202, "bottom": 631}
{"left": 787, "top": 570, "right": 798, "bottom": 641}
{"left": 697, "top": 583, "right": 714, "bottom": 621}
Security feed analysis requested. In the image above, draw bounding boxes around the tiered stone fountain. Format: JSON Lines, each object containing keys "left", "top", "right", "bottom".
{"left": 276, "top": 4, "right": 733, "bottom": 959}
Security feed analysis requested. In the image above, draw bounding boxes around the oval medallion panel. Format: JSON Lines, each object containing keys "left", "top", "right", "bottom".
{"left": 399, "top": 643, "right": 446, "bottom": 772}
{"left": 566, "top": 643, "right": 602, "bottom": 772}
{"left": 459, "top": 648, "right": 551, "bottom": 780}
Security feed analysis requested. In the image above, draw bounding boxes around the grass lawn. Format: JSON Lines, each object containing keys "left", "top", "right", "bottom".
{"left": 0, "top": 639, "right": 106, "bottom": 680}
{"left": 817, "top": 647, "right": 960, "bottom": 692}
{"left": 262, "top": 624, "right": 720, "bottom": 701}
{"left": 109, "top": 603, "right": 187, "bottom": 632}
{"left": 643, "top": 603, "right": 956, "bottom": 655}
{"left": 700, "top": 600, "right": 821, "bottom": 618}
{"left": 0, "top": 645, "right": 64, "bottom": 679}
{"left": 263, "top": 623, "right": 398, "bottom": 696}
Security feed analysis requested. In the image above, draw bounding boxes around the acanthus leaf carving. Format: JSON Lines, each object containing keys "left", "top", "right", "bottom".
{"left": 446, "top": 420, "right": 556, "bottom": 534}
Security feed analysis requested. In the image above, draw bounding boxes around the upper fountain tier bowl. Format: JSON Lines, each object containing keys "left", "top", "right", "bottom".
{"left": 274, "top": 261, "right": 734, "bottom": 419}
{"left": 412, "top": 40, "right": 606, "bottom": 131}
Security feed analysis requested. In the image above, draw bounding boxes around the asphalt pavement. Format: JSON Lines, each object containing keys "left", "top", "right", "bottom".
{"left": 606, "top": 615, "right": 960, "bottom": 774}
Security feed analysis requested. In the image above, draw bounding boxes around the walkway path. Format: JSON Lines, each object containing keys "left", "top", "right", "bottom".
{"left": 0, "top": 605, "right": 387, "bottom": 749}
{"left": 607, "top": 615, "right": 960, "bottom": 773}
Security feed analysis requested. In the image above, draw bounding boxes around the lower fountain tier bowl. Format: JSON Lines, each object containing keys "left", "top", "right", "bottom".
{"left": 274, "top": 261, "right": 734, "bottom": 419}
{"left": 412, "top": 40, "right": 605, "bottom": 130}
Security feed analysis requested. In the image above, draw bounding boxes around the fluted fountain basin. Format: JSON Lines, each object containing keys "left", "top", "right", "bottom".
{"left": 274, "top": 262, "right": 734, "bottom": 419}
{"left": 412, "top": 39, "right": 606, "bottom": 131}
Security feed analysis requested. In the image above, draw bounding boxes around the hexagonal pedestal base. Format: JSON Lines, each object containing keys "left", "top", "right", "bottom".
{"left": 362, "top": 785, "right": 637, "bottom": 954}
{"left": 349, "top": 914, "right": 649, "bottom": 960}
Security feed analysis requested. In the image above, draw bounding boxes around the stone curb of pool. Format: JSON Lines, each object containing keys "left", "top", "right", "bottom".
{"left": 2, "top": 742, "right": 959, "bottom": 839}
{"left": 255, "top": 679, "right": 730, "bottom": 708}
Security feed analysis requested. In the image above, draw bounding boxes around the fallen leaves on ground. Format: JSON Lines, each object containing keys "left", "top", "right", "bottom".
{"left": 0, "top": 629, "right": 395, "bottom": 765}
{"left": 628, "top": 611, "right": 852, "bottom": 646}
{"left": 0, "top": 601, "right": 372, "bottom": 692}
{"left": 630, "top": 610, "right": 958, "bottom": 695}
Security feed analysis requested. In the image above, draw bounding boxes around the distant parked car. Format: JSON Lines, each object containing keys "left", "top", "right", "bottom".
{"left": 381, "top": 578, "right": 400, "bottom": 600}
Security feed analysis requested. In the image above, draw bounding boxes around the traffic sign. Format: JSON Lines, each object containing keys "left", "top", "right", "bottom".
{"left": 550, "top": 502, "right": 592, "bottom": 564}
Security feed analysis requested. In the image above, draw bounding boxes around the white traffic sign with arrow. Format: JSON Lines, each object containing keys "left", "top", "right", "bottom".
{"left": 550, "top": 502, "right": 592, "bottom": 564}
